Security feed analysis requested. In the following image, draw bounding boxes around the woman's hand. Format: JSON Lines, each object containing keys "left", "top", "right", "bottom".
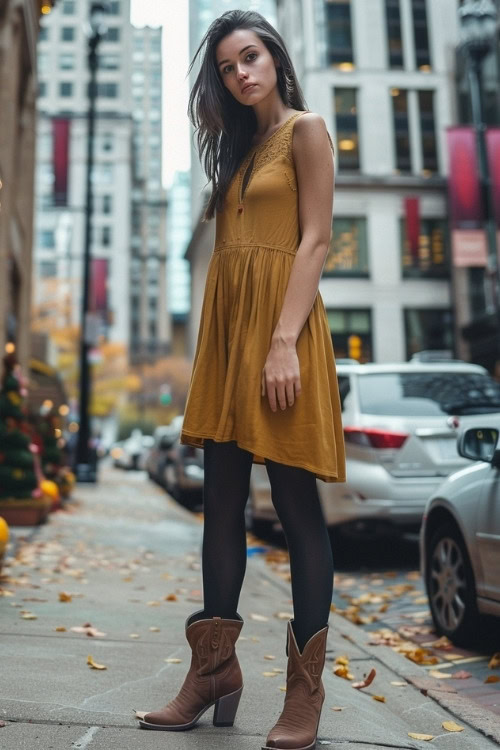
{"left": 261, "top": 338, "right": 301, "bottom": 412}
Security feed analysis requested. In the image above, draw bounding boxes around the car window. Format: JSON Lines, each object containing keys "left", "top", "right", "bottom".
{"left": 358, "top": 372, "right": 500, "bottom": 416}
{"left": 338, "top": 376, "right": 351, "bottom": 411}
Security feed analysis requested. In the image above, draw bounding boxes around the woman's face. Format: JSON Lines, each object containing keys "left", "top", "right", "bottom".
{"left": 216, "top": 28, "right": 279, "bottom": 106}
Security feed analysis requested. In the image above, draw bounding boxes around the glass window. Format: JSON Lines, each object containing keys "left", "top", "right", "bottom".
{"left": 334, "top": 88, "right": 359, "bottom": 171}
{"left": 62, "top": 0, "right": 75, "bottom": 13}
{"left": 91, "top": 164, "right": 113, "bottom": 184}
{"left": 401, "top": 217, "right": 449, "bottom": 277}
{"left": 385, "top": 0, "right": 403, "bottom": 68}
{"left": 109, "top": 1, "right": 120, "bottom": 13}
{"left": 100, "top": 82, "right": 118, "bottom": 97}
{"left": 38, "top": 52, "right": 49, "bottom": 74}
{"left": 38, "top": 81, "right": 47, "bottom": 97}
{"left": 59, "top": 53, "right": 75, "bottom": 70}
{"left": 391, "top": 88, "right": 411, "bottom": 171}
{"left": 357, "top": 369, "right": 500, "bottom": 416}
{"left": 411, "top": 0, "right": 432, "bottom": 70}
{"left": 102, "top": 226, "right": 112, "bottom": 246}
{"left": 38, "top": 229, "right": 55, "bottom": 247}
{"left": 102, "top": 195, "right": 112, "bottom": 214}
{"left": 326, "top": 309, "right": 373, "bottom": 362}
{"left": 59, "top": 82, "right": 73, "bottom": 97}
{"left": 404, "top": 309, "right": 454, "bottom": 362}
{"left": 418, "top": 89, "right": 438, "bottom": 173}
{"left": 61, "top": 27, "right": 75, "bottom": 42}
{"left": 99, "top": 54, "right": 120, "bottom": 70}
{"left": 324, "top": 217, "right": 368, "bottom": 276}
{"left": 325, "top": 0, "right": 354, "bottom": 67}
{"left": 104, "top": 27, "right": 120, "bottom": 42}
{"left": 39, "top": 26, "right": 49, "bottom": 42}
{"left": 101, "top": 133, "right": 113, "bottom": 152}
{"left": 40, "top": 261, "right": 57, "bottom": 278}
{"left": 468, "top": 267, "right": 486, "bottom": 317}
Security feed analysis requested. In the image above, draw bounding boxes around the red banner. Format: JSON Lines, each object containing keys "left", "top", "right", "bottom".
{"left": 90, "top": 259, "right": 108, "bottom": 313}
{"left": 446, "top": 127, "right": 483, "bottom": 227}
{"left": 486, "top": 128, "right": 500, "bottom": 228}
{"left": 404, "top": 197, "right": 420, "bottom": 261}
{"left": 52, "top": 118, "right": 70, "bottom": 207}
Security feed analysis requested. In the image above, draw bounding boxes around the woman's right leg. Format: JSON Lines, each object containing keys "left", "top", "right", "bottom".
{"left": 202, "top": 438, "right": 254, "bottom": 618}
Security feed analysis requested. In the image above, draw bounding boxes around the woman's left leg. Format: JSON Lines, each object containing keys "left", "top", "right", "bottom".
{"left": 264, "top": 458, "right": 333, "bottom": 652}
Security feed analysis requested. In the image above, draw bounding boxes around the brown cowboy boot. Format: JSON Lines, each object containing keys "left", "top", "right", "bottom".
{"left": 135, "top": 609, "right": 244, "bottom": 730}
{"left": 262, "top": 619, "right": 329, "bottom": 750}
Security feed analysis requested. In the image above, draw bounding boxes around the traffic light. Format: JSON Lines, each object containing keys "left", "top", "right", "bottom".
{"left": 347, "top": 334, "right": 362, "bottom": 361}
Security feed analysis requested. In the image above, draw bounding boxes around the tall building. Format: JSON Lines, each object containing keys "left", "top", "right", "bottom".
{"left": 34, "top": 0, "right": 133, "bottom": 346}
{"left": 277, "top": 0, "right": 459, "bottom": 363}
{"left": 0, "top": 0, "right": 54, "bottom": 369}
{"left": 186, "top": 0, "right": 277, "bottom": 355}
{"left": 166, "top": 170, "right": 191, "bottom": 353}
{"left": 129, "top": 25, "right": 171, "bottom": 364}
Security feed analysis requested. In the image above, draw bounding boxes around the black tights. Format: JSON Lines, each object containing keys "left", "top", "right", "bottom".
{"left": 201, "top": 439, "right": 334, "bottom": 653}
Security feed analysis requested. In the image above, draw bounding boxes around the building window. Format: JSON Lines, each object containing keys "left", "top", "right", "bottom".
{"left": 62, "top": 0, "right": 75, "bottom": 13}
{"left": 385, "top": 0, "right": 403, "bottom": 68}
{"left": 109, "top": 0, "right": 120, "bottom": 13}
{"left": 418, "top": 90, "right": 438, "bottom": 173}
{"left": 38, "top": 81, "right": 47, "bottom": 97}
{"left": 40, "top": 261, "right": 58, "bottom": 278}
{"left": 59, "top": 82, "right": 73, "bottom": 97}
{"left": 91, "top": 82, "right": 118, "bottom": 97}
{"left": 59, "top": 53, "right": 75, "bottom": 70}
{"left": 412, "top": 0, "right": 431, "bottom": 70}
{"left": 102, "top": 195, "right": 112, "bottom": 214}
{"left": 61, "top": 27, "right": 75, "bottom": 42}
{"left": 99, "top": 54, "right": 120, "bottom": 70}
{"left": 325, "top": 0, "right": 354, "bottom": 67}
{"left": 324, "top": 217, "right": 369, "bottom": 276}
{"left": 102, "top": 226, "right": 112, "bottom": 246}
{"left": 104, "top": 27, "right": 120, "bottom": 42}
{"left": 468, "top": 268, "right": 486, "bottom": 317}
{"left": 38, "top": 229, "right": 55, "bottom": 248}
{"left": 91, "top": 164, "right": 113, "bottom": 184}
{"left": 38, "top": 52, "right": 49, "bottom": 74}
{"left": 404, "top": 309, "right": 453, "bottom": 359}
{"left": 334, "top": 88, "right": 359, "bottom": 171}
{"left": 391, "top": 88, "right": 411, "bottom": 171}
{"left": 149, "top": 321, "right": 157, "bottom": 340}
{"left": 401, "top": 218, "right": 449, "bottom": 278}
{"left": 326, "top": 309, "right": 373, "bottom": 362}
{"left": 39, "top": 26, "right": 49, "bottom": 42}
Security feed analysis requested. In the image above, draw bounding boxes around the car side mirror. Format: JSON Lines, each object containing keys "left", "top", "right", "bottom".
{"left": 458, "top": 427, "right": 500, "bottom": 465}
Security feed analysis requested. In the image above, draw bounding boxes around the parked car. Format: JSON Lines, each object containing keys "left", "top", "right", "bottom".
{"left": 249, "top": 357, "right": 500, "bottom": 537}
{"left": 145, "top": 420, "right": 183, "bottom": 486}
{"left": 110, "top": 430, "right": 154, "bottom": 470}
{"left": 163, "top": 437, "right": 204, "bottom": 511}
{"left": 421, "top": 425, "right": 500, "bottom": 646}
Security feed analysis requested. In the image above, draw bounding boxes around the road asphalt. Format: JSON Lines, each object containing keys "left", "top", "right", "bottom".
{"left": 1, "top": 463, "right": 500, "bottom": 749}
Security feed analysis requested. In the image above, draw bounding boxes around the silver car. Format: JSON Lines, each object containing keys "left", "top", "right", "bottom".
{"left": 421, "top": 425, "right": 500, "bottom": 646}
{"left": 249, "top": 358, "right": 500, "bottom": 537}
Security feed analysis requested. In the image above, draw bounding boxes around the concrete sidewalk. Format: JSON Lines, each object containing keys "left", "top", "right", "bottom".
{"left": 1, "top": 465, "right": 499, "bottom": 749}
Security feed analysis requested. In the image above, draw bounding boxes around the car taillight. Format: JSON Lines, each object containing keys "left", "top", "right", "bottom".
{"left": 344, "top": 426, "right": 409, "bottom": 449}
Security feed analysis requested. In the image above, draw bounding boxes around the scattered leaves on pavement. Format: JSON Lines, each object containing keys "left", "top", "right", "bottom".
{"left": 149, "top": 626, "right": 160, "bottom": 632}
{"left": 263, "top": 671, "right": 278, "bottom": 677}
{"left": 164, "top": 594, "right": 177, "bottom": 601}
{"left": 352, "top": 668, "right": 376, "bottom": 689}
{"left": 330, "top": 706, "right": 345, "bottom": 711}
{"left": 372, "top": 694, "right": 386, "bottom": 702}
{"left": 251, "top": 613, "right": 269, "bottom": 622}
{"left": 488, "top": 652, "right": 500, "bottom": 669}
{"left": 58, "top": 591, "right": 72, "bottom": 602}
{"left": 485, "top": 675, "right": 500, "bottom": 684}
{"left": 129, "top": 633, "right": 140, "bottom": 638}
{"left": 408, "top": 733, "right": 434, "bottom": 741}
{"left": 164, "top": 658, "right": 182, "bottom": 663}
{"left": 442, "top": 721, "right": 464, "bottom": 732}
{"left": 390, "top": 681, "right": 407, "bottom": 687}
{"left": 20, "top": 612, "right": 37, "bottom": 619}
{"left": 55, "top": 626, "right": 67, "bottom": 632}
{"left": 429, "top": 670, "right": 452, "bottom": 679}
{"left": 70, "top": 624, "right": 106, "bottom": 637}
{"left": 264, "top": 654, "right": 276, "bottom": 660}
{"left": 87, "top": 655, "right": 107, "bottom": 670}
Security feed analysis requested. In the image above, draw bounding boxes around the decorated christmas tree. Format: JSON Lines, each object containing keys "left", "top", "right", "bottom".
{"left": 0, "top": 354, "right": 38, "bottom": 499}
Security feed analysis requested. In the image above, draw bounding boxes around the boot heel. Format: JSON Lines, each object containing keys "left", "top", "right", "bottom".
{"left": 213, "top": 686, "right": 243, "bottom": 727}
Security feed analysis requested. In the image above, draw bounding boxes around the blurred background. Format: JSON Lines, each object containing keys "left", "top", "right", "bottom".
{"left": 1, "top": 0, "right": 500, "bottom": 471}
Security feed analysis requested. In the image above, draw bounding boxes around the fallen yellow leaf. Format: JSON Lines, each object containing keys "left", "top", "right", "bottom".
{"left": 147, "top": 600, "right": 161, "bottom": 606}
{"left": 55, "top": 626, "right": 67, "bottom": 632}
{"left": 263, "top": 671, "right": 278, "bottom": 677}
{"left": 164, "top": 594, "right": 178, "bottom": 601}
{"left": 58, "top": 592, "right": 72, "bottom": 602}
{"left": 390, "top": 681, "right": 407, "bottom": 687}
{"left": 164, "top": 658, "right": 182, "bottom": 663}
{"left": 442, "top": 721, "right": 464, "bottom": 732}
{"left": 408, "top": 733, "right": 434, "bottom": 741}
{"left": 272, "top": 667, "right": 284, "bottom": 673}
{"left": 372, "top": 694, "right": 386, "bottom": 702}
{"left": 149, "top": 626, "right": 160, "bottom": 632}
{"left": 335, "top": 656, "right": 349, "bottom": 666}
{"left": 331, "top": 706, "right": 345, "bottom": 711}
{"left": 442, "top": 653, "right": 463, "bottom": 661}
{"left": 485, "top": 675, "right": 500, "bottom": 684}
{"left": 250, "top": 613, "right": 269, "bottom": 622}
{"left": 488, "top": 652, "right": 500, "bottom": 669}
{"left": 275, "top": 612, "right": 293, "bottom": 620}
{"left": 264, "top": 655, "right": 276, "bottom": 660}
{"left": 20, "top": 613, "right": 37, "bottom": 620}
{"left": 429, "top": 670, "right": 452, "bottom": 679}
{"left": 279, "top": 686, "right": 287, "bottom": 691}
{"left": 129, "top": 633, "right": 140, "bottom": 639}
{"left": 87, "top": 655, "right": 107, "bottom": 670}
{"left": 352, "top": 668, "right": 376, "bottom": 689}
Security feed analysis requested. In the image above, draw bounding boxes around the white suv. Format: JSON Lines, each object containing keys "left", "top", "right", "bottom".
{"left": 249, "top": 358, "right": 500, "bottom": 537}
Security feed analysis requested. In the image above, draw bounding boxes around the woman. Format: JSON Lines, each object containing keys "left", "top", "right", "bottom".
{"left": 136, "top": 10, "right": 346, "bottom": 750}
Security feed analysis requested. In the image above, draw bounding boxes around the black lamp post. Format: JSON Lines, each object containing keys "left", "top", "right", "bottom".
{"left": 458, "top": 0, "right": 499, "bottom": 315}
{"left": 75, "top": 2, "right": 109, "bottom": 483}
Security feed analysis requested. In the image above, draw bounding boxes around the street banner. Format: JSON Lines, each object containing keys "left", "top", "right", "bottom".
{"left": 446, "top": 127, "right": 483, "bottom": 227}
{"left": 486, "top": 128, "right": 500, "bottom": 228}
{"left": 90, "top": 258, "right": 108, "bottom": 313}
{"left": 404, "top": 197, "right": 420, "bottom": 261}
{"left": 52, "top": 118, "right": 70, "bottom": 207}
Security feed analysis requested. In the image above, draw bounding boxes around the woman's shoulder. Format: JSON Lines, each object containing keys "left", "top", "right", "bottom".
{"left": 292, "top": 111, "right": 334, "bottom": 155}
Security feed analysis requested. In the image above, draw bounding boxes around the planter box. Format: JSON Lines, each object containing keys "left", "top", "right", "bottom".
{"left": 0, "top": 497, "right": 52, "bottom": 526}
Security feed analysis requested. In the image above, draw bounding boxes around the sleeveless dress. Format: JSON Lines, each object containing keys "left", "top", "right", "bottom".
{"left": 180, "top": 111, "right": 346, "bottom": 483}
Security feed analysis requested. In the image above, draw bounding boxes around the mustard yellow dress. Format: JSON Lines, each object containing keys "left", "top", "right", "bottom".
{"left": 180, "top": 111, "right": 346, "bottom": 483}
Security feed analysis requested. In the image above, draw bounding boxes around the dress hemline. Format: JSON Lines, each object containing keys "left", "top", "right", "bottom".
{"left": 180, "top": 429, "right": 346, "bottom": 484}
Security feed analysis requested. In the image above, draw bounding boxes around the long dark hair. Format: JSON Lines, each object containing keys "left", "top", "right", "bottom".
{"left": 187, "top": 10, "right": 307, "bottom": 221}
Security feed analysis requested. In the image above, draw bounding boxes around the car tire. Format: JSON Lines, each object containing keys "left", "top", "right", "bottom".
{"left": 425, "top": 521, "right": 480, "bottom": 647}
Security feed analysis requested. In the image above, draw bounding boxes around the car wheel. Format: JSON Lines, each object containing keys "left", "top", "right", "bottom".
{"left": 426, "top": 521, "right": 480, "bottom": 647}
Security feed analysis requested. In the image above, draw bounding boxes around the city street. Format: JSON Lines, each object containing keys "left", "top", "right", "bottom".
{"left": 1, "top": 464, "right": 500, "bottom": 749}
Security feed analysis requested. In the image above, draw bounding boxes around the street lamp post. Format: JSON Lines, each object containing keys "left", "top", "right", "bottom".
{"left": 75, "top": 2, "right": 109, "bottom": 483}
{"left": 458, "top": 0, "right": 499, "bottom": 315}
